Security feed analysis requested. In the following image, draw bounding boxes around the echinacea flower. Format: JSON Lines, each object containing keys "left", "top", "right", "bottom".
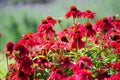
{"left": 37, "top": 19, "right": 55, "bottom": 37}
{"left": 0, "top": 33, "right": 2, "bottom": 37}
{"left": 65, "top": 70, "right": 92, "bottom": 80}
{"left": 58, "top": 31, "right": 69, "bottom": 43}
{"left": 11, "top": 70, "right": 30, "bottom": 80}
{"left": 96, "top": 69, "right": 110, "bottom": 80}
{"left": 18, "top": 32, "right": 36, "bottom": 47}
{"left": 110, "top": 62, "right": 120, "bottom": 71}
{"left": 46, "top": 16, "right": 57, "bottom": 25}
{"left": 5, "top": 42, "right": 15, "bottom": 58}
{"left": 48, "top": 67, "right": 66, "bottom": 80}
{"left": 93, "top": 17, "right": 113, "bottom": 33}
{"left": 13, "top": 44, "right": 29, "bottom": 60}
{"left": 65, "top": 5, "right": 82, "bottom": 19}
{"left": 84, "top": 22, "right": 96, "bottom": 37}
{"left": 82, "top": 10, "right": 96, "bottom": 19}
{"left": 19, "top": 56, "right": 33, "bottom": 75}
{"left": 109, "top": 72, "right": 120, "bottom": 80}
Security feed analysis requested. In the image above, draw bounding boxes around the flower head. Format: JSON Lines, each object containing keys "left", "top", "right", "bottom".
{"left": 83, "top": 10, "right": 96, "bottom": 19}
{"left": 46, "top": 16, "right": 56, "bottom": 25}
{"left": 65, "top": 6, "right": 82, "bottom": 19}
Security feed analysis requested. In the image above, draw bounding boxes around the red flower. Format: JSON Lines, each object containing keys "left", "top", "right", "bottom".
{"left": 48, "top": 67, "right": 66, "bottom": 80}
{"left": 11, "top": 70, "right": 30, "bottom": 80}
{"left": 93, "top": 17, "right": 113, "bottom": 33}
{"left": 70, "top": 39, "right": 85, "bottom": 50}
{"left": 58, "top": 31, "right": 69, "bottom": 43}
{"left": 82, "top": 10, "right": 96, "bottom": 19}
{"left": 13, "top": 44, "right": 29, "bottom": 60}
{"left": 109, "top": 16, "right": 120, "bottom": 30}
{"left": 69, "top": 23, "right": 85, "bottom": 39}
{"left": 5, "top": 42, "right": 15, "bottom": 58}
{"left": 65, "top": 6, "right": 82, "bottom": 19}
{"left": 35, "top": 56, "right": 52, "bottom": 68}
{"left": 111, "top": 62, "right": 120, "bottom": 71}
{"left": 77, "top": 56, "right": 93, "bottom": 67}
{"left": 65, "top": 70, "right": 92, "bottom": 80}
{"left": 46, "top": 16, "right": 56, "bottom": 25}
{"left": 84, "top": 22, "right": 96, "bottom": 37}
{"left": 96, "top": 69, "right": 110, "bottom": 80}
{"left": 37, "top": 19, "right": 55, "bottom": 37}
{"left": 109, "top": 72, "right": 120, "bottom": 80}
{"left": 0, "top": 33, "right": 2, "bottom": 37}
{"left": 72, "top": 56, "right": 93, "bottom": 71}
{"left": 18, "top": 32, "right": 36, "bottom": 47}
{"left": 19, "top": 57, "right": 33, "bottom": 75}
{"left": 59, "top": 56, "right": 73, "bottom": 68}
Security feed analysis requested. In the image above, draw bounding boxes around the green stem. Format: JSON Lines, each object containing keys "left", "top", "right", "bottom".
{"left": 59, "top": 23, "right": 64, "bottom": 29}
{"left": 73, "top": 18, "right": 76, "bottom": 26}
{"left": 6, "top": 56, "right": 9, "bottom": 71}
{"left": 34, "top": 69, "right": 36, "bottom": 80}
{"left": 85, "top": 36, "right": 88, "bottom": 51}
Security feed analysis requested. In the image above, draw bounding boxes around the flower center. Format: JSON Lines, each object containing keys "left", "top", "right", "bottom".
{"left": 85, "top": 22, "right": 92, "bottom": 29}
{"left": 41, "top": 19, "right": 48, "bottom": 24}
{"left": 46, "top": 16, "right": 53, "bottom": 20}
{"left": 70, "top": 6, "right": 77, "bottom": 11}
{"left": 86, "top": 10, "right": 91, "bottom": 13}
{"left": 102, "top": 17, "right": 108, "bottom": 23}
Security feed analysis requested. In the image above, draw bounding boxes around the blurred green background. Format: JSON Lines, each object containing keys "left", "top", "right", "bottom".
{"left": 0, "top": 0, "right": 120, "bottom": 52}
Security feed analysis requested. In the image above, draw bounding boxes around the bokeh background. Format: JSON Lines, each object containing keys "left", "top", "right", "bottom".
{"left": 0, "top": 0, "right": 120, "bottom": 52}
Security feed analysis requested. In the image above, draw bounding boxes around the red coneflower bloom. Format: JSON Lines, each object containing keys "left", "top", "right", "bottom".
{"left": 48, "top": 67, "right": 67, "bottom": 80}
{"left": 65, "top": 70, "right": 92, "bottom": 80}
{"left": 109, "top": 72, "right": 120, "bottom": 80}
{"left": 11, "top": 70, "right": 30, "bottom": 80}
{"left": 72, "top": 56, "right": 93, "bottom": 71}
{"left": 109, "top": 16, "right": 120, "bottom": 30}
{"left": 46, "top": 16, "right": 57, "bottom": 25}
{"left": 110, "top": 62, "right": 120, "bottom": 71}
{"left": 19, "top": 56, "right": 33, "bottom": 75}
{"left": 65, "top": 5, "right": 82, "bottom": 19}
{"left": 37, "top": 19, "right": 53, "bottom": 32}
{"left": 93, "top": 17, "right": 113, "bottom": 33}
{"left": 70, "top": 39, "right": 85, "bottom": 50}
{"left": 37, "top": 19, "right": 55, "bottom": 37}
{"left": 77, "top": 56, "right": 93, "bottom": 67}
{"left": 96, "top": 69, "right": 110, "bottom": 80}
{"left": 84, "top": 22, "right": 96, "bottom": 37}
{"left": 0, "top": 33, "right": 2, "bottom": 37}
{"left": 5, "top": 42, "right": 15, "bottom": 59}
{"left": 82, "top": 10, "right": 96, "bottom": 19}
{"left": 13, "top": 44, "right": 29, "bottom": 60}
{"left": 58, "top": 31, "right": 69, "bottom": 43}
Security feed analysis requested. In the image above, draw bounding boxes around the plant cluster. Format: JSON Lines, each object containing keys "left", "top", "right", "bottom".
{"left": 3, "top": 6, "right": 120, "bottom": 80}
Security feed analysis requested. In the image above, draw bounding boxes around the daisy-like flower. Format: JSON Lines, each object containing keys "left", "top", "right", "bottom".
{"left": 18, "top": 32, "right": 36, "bottom": 47}
{"left": 96, "top": 69, "right": 110, "bottom": 80}
{"left": 110, "top": 62, "right": 120, "bottom": 71}
{"left": 13, "top": 44, "right": 29, "bottom": 61}
{"left": 82, "top": 10, "right": 96, "bottom": 19}
{"left": 37, "top": 19, "right": 55, "bottom": 38}
{"left": 84, "top": 22, "right": 96, "bottom": 37}
{"left": 46, "top": 16, "right": 57, "bottom": 25}
{"left": 93, "top": 17, "right": 113, "bottom": 33}
{"left": 109, "top": 72, "right": 120, "bottom": 80}
{"left": 48, "top": 67, "right": 66, "bottom": 80}
{"left": 65, "top": 5, "right": 82, "bottom": 19}
{"left": 0, "top": 33, "right": 2, "bottom": 37}
{"left": 65, "top": 70, "right": 92, "bottom": 80}
{"left": 5, "top": 42, "right": 15, "bottom": 59}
